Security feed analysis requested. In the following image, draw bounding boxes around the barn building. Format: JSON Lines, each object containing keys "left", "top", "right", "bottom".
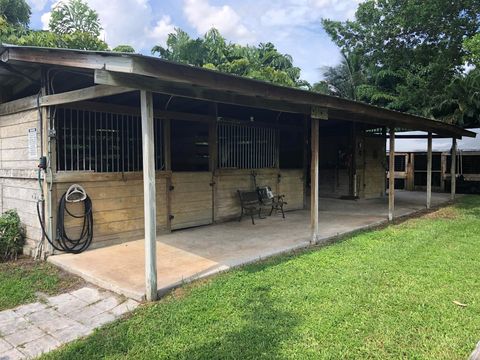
{"left": 0, "top": 45, "right": 475, "bottom": 300}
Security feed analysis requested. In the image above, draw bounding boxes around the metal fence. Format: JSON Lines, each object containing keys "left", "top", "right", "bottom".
{"left": 217, "top": 122, "right": 279, "bottom": 169}
{"left": 56, "top": 108, "right": 164, "bottom": 172}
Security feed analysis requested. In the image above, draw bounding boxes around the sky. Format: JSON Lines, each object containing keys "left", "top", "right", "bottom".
{"left": 26, "top": 0, "right": 363, "bottom": 84}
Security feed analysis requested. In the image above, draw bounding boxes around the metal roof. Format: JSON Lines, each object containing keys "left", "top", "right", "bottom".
{"left": 390, "top": 129, "right": 480, "bottom": 153}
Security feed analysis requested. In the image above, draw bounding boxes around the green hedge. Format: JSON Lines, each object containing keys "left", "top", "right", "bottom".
{"left": 0, "top": 210, "right": 26, "bottom": 262}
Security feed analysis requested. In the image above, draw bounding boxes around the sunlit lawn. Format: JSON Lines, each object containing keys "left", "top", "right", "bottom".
{"left": 43, "top": 196, "right": 480, "bottom": 359}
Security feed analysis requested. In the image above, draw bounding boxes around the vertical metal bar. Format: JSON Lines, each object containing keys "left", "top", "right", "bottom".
{"left": 127, "top": 115, "right": 130, "bottom": 171}
{"left": 94, "top": 112, "right": 98, "bottom": 172}
{"left": 88, "top": 111, "right": 92, "bottom": 171}
{"left": 63, "top": 108, "right": 66, "bottom": 171}
{"left": 269, "top": 128, "right": 272, "bottom": 167}
{"left": 93, "top": 112, "right": 97, "bottom": 172}
{"left": 110, "top": 113, "right": 114, "bottom": 172}
{"left": 227, "top": 124, "right": 230, "bottom": 168}
{"left": 76, "top": 109, "right": 79, "bottom": 171}
{"left": 276, "top": 129, "right": 280, "bottom": 167}
{"left": 261, "top": 127, "right": 264, "bottom": 169}
{"left": 221, "top": 123, "right": 224, "bottom": 168}
{"left": 269, "top": 128, "right": 272, "bottom": 168}
{"left": 100, "top": 113, "right": 103, "bottom": 172}
{"left": 121, "top": 114, "right": 125, "bottom": 173}
{"left": 116, "top": 114, "right": 120, "bottom": 173}
{"left": 229, "top": 124, "right": 232, "bottom": 168}
{"left": 241, "top": 125, "right": 244, "bottom": 169}
{"left": 252, "top": 126, "right": 255, "bottom": 169}
{"left": 82, "top": 110, "right": 85, "bottom": 171}
{"left": 69, "top": 109, "right": 73, "bottom": 171}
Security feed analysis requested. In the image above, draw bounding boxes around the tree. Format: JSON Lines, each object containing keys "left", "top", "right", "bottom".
{"left": 322, "top": 0, "right": 480, "bottom": 118}
{"left": 314, "top": 53, "right": 364, "bottom": 100}
{"left": 49, "top": 0, "right": 101, "bottom": 36}
{"left": 464, "top": 34, "right": 480, "bottom": 67}
{"left": 433, "top": 70, "right": 480, "bottom": 127}
{"left": 0, "top": 0, "right": 30, "bottom": 27}
{"left": 0, "top": 0, "right": 107, "bottom": 51}
{"left": 44, "top": 0, "right": 106, "bottom": 50}
{"left": 152, "top": 28, "right": 309, "bottom": 89}
{"left": 112, "top": 45, "right": 135, "bottom": 53}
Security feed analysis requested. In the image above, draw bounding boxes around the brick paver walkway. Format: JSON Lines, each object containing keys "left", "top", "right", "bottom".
{"left": 0, "top": 286, "right": 138, "bottom": 359}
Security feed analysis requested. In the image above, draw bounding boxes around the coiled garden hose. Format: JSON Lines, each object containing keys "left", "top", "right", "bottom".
{"left": 37, "top": 188, "right": 94, "bottom": 254}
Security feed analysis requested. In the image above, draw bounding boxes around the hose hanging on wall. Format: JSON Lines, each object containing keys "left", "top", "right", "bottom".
{"left": 37, "top": 184, "right": 93, "bottom": 254}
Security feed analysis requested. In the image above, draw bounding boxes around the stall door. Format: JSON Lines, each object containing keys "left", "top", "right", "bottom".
{"left": 170, "top": 172, "right": 213, "bottom": 230}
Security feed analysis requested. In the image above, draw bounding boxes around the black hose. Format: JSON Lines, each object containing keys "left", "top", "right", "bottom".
{"left": 37, "top": 192, "right": 93, "bottom": 254}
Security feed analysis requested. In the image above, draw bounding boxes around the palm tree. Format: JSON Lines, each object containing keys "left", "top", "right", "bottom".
{"left": 433, "top": 70, "right": 480, "bottom": 126}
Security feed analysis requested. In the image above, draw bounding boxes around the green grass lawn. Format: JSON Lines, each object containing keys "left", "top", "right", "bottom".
{"left": 0, "top": 258, "right": 83, "bottom": 311}
{"left": 43, "top": 196, "right": 480, "bottom": 359}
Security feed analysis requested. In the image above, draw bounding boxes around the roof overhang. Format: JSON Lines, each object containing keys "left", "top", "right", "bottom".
{"left": 0, "top": 45, "right": 476, "bottom": 139}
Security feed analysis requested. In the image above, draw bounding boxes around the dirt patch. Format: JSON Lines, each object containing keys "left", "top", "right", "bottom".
{"left": 423, "top": 206, "right": 459, "bottom": 220}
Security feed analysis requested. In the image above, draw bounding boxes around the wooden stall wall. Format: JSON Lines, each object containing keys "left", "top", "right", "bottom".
{"left": 0, "top": 109, "right": 42, "bottom": 254}
{"left": 54, "top": 174, "right": 169, "bottom": 248}
{"left": 278, "top": 169, "right": 304, "bottom": 210}
{"left": 214, "top": 168, "right": 304, "bottom": 222}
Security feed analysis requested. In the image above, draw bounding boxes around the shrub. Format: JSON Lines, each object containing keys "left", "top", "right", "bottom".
{"left": 0, "top": 210, "right": 25, "bottom": 262}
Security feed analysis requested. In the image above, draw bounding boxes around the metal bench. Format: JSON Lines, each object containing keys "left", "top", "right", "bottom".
{"left": 237, "top": 190, "right": 264, "bottom": 225}
{"left": 257, "top": 186, "right": 287, "bottom": 218}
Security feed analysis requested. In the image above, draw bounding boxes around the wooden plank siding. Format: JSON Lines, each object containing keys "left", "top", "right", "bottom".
{"left": 214, "top": 169, "right": 304, "bottom": 222}
{"left": 0, "top": 109, "right": 42, "bottom": 255}
{"left": 54, "top": 178, "right": 168, "bottom": 248}
{"left": 170, "top": 172, "right": 213, "bottom": 230}
{"left": 362, "top": 136, "right": 387, "bottom": 199}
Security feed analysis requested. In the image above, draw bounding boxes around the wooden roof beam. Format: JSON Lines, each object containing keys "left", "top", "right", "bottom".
{"left": 94, "top": 69, "right": 310, "bottom": 115}
{"left": 0, "top": 84, "right": 134, "bottom": 115}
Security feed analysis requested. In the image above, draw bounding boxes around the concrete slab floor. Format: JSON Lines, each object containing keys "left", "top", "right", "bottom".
{"left": 48, "top": 191, "right": 453, "bottom": 301}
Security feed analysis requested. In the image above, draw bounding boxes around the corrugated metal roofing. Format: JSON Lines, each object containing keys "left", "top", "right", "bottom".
{"left": 390, "top": 129, "right": 480, "bottom": 153}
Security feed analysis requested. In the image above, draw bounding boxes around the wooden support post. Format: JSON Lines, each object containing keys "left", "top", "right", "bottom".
{"left": 451, "top": 138, "right": 457, "bottom": 200}
{"left": 310, "top": 117, "right": 319, "bottom": 243}
{"left": 140, "top": 90, "right": 157, "bottom": 301}
{"left": 426, "top": 132, "right": 432, "bottom": 209}
{"left": 388, "top": 129, "right": 395, "bottom": 221}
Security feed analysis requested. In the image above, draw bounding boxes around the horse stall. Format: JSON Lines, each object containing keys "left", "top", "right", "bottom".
{"left": 48, "top": 96, "right": 307, "bottom": 249}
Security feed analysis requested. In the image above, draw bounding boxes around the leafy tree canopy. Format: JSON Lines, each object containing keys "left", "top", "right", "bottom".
{"left": 432, "top": 69, "right": 480, "bottom": 127}
{"left": 112, "top": 45, "right": 135, "bottom": 53}
{"left": 152, "top": 28, "right": 309, "bottom": 89}
{"left": 0, "top": 0, "right": 30, "bottom": 27}
{"left": 49, "top": 0, "right": 101, "bottom": 37}
{"left": 321, "top": 0, "right": 480, "bottom": 120}
{"left": 1, "top": 0, "right": 107, "bottom": 51}
{"left": 464, "top": 34, "right": 480, "bottom": 67}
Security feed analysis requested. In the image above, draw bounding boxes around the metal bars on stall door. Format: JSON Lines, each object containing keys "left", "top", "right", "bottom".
{"left": 56, "top": 107, "right": 164, "bottom": 172}
{"left": 217, "top": 122, "right": 279, "bottom": 169}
